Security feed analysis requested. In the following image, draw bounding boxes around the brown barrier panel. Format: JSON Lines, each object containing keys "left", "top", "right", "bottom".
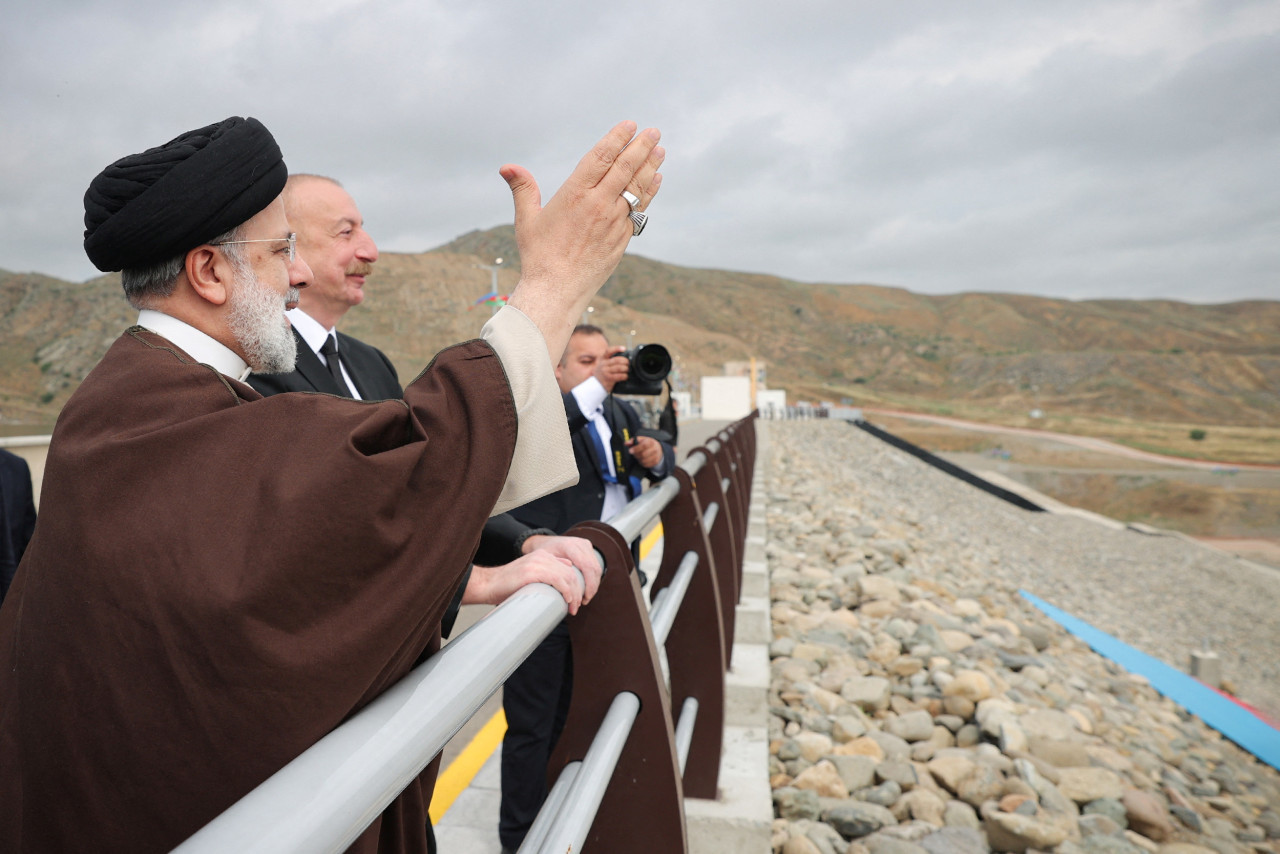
{"left": 736, "top": 417, "right": 757, "bottom": 553}
{"left": 732, "top": 415, "right": 759, "bottom": 560}
{"left": 715, "top": 429, "right": 747, "bottom": 592}
{"left": 718, "top": 427, "right": 750, "bottom": 586}
{"left": 550, "top": 521, "right": 687, "bottom": 854}
{"left": 650, "top": 466, "right": 726, "bottom": 798}
{"left": 688, "top": 445, "right": 739, "bottom": 666}
{"left": 740, "top": 412, "right": 758, "bottom": 485}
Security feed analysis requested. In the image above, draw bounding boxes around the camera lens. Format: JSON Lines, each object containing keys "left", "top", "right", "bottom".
{"left": 632, "top": 344, "right": 671, "bottom": 381}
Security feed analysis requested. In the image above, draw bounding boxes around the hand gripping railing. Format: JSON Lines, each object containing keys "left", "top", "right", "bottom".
{"left": 177, "top": 411, "right": 758, "bottom": 854}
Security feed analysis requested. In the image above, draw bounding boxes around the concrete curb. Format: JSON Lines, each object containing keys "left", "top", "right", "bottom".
{"left": 686, "top": 422, "right": 772, "bottom": 854}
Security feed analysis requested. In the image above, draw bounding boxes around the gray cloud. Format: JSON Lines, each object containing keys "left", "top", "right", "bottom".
{"left": 2, "top": 0, "right": 1277, "bottom": 303}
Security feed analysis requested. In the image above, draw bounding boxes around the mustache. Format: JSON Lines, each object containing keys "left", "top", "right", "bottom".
{"left": 347, "top": 261, "right": 374, "bottom": 277}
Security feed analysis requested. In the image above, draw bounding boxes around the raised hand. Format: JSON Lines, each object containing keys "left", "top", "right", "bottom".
{"left": 503, "top": 122, "right": 665, "bottom": 361}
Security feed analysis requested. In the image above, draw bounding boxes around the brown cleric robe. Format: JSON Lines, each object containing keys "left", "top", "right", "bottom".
{"left": 0, "top": 326, "right": 523, "bottom": 853}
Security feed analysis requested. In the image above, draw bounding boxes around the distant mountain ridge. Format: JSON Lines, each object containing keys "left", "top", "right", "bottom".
{"left": 2, "top": 225, "right": 1277, "bottom": 434}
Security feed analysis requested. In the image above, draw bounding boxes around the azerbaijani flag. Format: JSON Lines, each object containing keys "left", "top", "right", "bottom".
{"left": 470, "top": 291, "right": 509, "bottom": 309}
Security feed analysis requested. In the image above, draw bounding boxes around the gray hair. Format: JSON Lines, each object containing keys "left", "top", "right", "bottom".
{"left": 120, "top": 225, "right": 246, "bottom": 308}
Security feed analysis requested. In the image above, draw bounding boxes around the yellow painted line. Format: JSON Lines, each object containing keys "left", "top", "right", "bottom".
{"left": 432, "top": 523, "right": 665, "bottom": 821}
{"left": 430, "top": 708, "right": 508, "bottom": 822}
{"left": 639, "top": 522, "right": 664, "bottom": 559}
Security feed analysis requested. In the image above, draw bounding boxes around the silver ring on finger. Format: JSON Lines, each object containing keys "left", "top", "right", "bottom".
{"left": 629, "top": 210, "right": 647, "bottom": 236}
{"left": 621, "top": 190, "right": 640, "bottom": 211}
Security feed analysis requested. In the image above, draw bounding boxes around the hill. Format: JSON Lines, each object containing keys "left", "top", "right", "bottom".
{"left": 2, "top": 226, "right": 1277, "bottom": 460}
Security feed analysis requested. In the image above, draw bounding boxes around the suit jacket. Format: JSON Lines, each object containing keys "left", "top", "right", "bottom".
{"left": 509, "top": 393, "right": 674, "bottom": 536}
{"left": 248, "top": 327, "right": 403, "bottom": 399}
{"left": 0, "top": 450, "right": 36, "bottom": 601}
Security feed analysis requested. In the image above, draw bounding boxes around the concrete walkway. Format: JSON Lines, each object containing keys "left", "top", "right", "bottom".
{"left": 434, "top": 420, "right": 773, "bottom": 853}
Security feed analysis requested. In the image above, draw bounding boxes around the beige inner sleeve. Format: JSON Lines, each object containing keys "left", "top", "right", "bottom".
{"left": 481, "top": 305, "right": 579, "bottom": 515}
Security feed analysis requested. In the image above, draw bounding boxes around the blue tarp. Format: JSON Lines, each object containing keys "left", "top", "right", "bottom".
{"left": 1020, "top": 590, "right": 1280, "bottom": 771}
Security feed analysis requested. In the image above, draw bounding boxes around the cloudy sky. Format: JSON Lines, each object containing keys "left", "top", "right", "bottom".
{"left": 3, "top": 0, "right": 1277, "bottom": 303}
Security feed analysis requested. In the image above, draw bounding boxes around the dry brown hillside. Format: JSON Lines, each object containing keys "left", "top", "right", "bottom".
{"left": 2, "top": 229, "right": 1277, "bottom": 454}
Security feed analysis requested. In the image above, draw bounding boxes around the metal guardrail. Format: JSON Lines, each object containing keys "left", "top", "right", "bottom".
{"left": 177, "top": 411, "right": 759, "bottom": 854}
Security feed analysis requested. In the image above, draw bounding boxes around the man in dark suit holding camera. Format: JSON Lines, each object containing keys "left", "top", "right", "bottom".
{"left": 498, "top": 324, "right": 674, "bottom": 853}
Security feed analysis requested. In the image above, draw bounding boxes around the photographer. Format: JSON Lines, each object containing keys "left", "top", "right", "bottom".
{"left": 497, "top": 324, "right": 674, "bottom": 853}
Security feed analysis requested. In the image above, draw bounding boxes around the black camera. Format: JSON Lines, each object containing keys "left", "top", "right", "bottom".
{"left": 613, "top": 343, "right": 672, "bottom": 395}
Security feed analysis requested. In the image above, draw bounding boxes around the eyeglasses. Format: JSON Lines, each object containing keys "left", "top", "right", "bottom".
{"left": 211, "top": 232, "right": 297, "bottom": 262}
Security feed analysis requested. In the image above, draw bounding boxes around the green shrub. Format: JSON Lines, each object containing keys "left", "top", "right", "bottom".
{"left": 1189, "top": 428, "right": 1207, "bottom": 441}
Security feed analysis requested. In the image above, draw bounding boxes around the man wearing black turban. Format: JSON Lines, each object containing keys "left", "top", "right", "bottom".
{"left": 0, "top": 116, "right": 664, "bottom": 854}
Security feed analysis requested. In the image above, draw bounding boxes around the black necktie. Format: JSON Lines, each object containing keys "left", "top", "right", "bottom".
{"left": 319, "top": 334, "right": 354, "bottom": 397}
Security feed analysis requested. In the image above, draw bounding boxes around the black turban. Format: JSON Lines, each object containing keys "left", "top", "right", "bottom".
{"left": 83, "top": 116, "right": 287, "bottom": 272}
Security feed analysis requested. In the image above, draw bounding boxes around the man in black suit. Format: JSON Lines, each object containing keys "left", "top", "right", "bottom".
{"left": 247, "top": 171, "right": 602, "bottom": 607}
{"left": 498, "top": 324, "right": 674, "bottom": 853}
{"left": 247, "top": 174, "right": 401, "bottom": 400}
{"left": 0, "top": 449, "right": 37, "bottom": 602}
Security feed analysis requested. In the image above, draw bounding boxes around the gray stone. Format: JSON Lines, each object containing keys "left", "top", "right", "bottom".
{"left": 867, "top": 730, "right": 913, "bottom": 762}
{"left": 893, "top": 788, "right": 947, "bottom": 827}
{"left": 1121, "top": 789, "right": 1174, "bottom": 843}
{"left": 1189, "top": 780, "right": 1220, "bottom": 797}
{"left": 934, "top": 715, "right": 965, "bottom": 734}
{"left": 980, "top": 800, "right": 1073, "bottom": 852}
{"left": 829, "top": 755, "right": 880, "bottom": 791}
{"left": 783, "top": 829, "right": 824, "bottom": 854}
{"left": 786, "top": 758, "right": 815, "bottom": 777}
{"left": 887, "top": 710, "right": 936, "bottom": 743}
{"left": 997, "top": 722, "right": 1028, "bottom": 754}
{"left": 781, "top": 834, "right": 824, "bottom": 854}
{"left": 1018, "top": 709, "right": 1081, "bottom": 741}
{"left": 823, "top": 801, "right": 899, "bottom": 840}
{"left": 833, "top": 713, "right": 871, "bottom": 743}
{"left": 843, "top": 676, "right": 893, "bottom": 712}
{"left": 872, "top": 820, "right": 937, "bottom": 843}
{"left": 1077, "top": 835, "right": 1146, "bottom": 854}
{"left": 1208, "top": 765, "right": 1243, "bottom": 795}
{"left": 1018, "top": 623, "right": 1051, "bottom": 651}
{"left": 926, "top": 755, "right": 976, "bottom": 794}
{"left": 919, "top": 826, "right": 988, "bottom": 854}
{"left": 772, "top": 638, "right": 798, "bottom": 658}
{"left": 794, "top": 818, "right": 850, "bottom": 854}
{"left": 1026, "top": 737, "right": 1091, "bottom": 768}
{"left": 865, "top": 835, "right": 930, "bottom": 854}
{"left": 877, "top": 759, "right": 919, "bottom": 791}
{"left": 778, "top": 737, "right": 803, "bottom": 761}
{"left": 1237, "top": 825, "right": 1267, "bottom": 844}
{"left": 910, "top": 624, "right": 949, "bottom": 657}
{"left": 1256, "top": 810, "right": 1280, "bottom": 839}
{"left": 1013, "top": 759, "right": 1077, "bottom": 817}
{"left": 1169, "top": 805, "right": 1201, "bottom": 832}
{"left": 858, "top": 780, "right": 903, "bottom": 807}
{"left": 1082, "top": 798, "right": 1128, "bottom": 828}
{"left": 995, "top": 650, "right": 1042, "bottom": 671}
{"left": 774, "top": 786, "right": 822, "bottom": 821}
{"left": 955, "top": 763, "right": 1005, "bottom": 807}
{"left": 1058, "top": 767, "right": 1125, "bottom": 803}
{"left": 942, "top": 800, "right": 981, "bottom": 830}
{"left": 794, "top": 731, "right": 836, "bottom": 763}
{"left": 1079, "top": 813, "right": 1124, "bottom": 837}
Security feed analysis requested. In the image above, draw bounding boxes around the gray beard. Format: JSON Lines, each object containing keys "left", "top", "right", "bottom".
{"left": 226, "top": 261, "right": 298, "bottom": 374}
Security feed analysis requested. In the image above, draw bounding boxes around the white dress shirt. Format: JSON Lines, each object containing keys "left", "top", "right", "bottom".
{"left": 571, "top": 376, "right": 630, "bottom": 521}
{"left": 136, "top": 310, "right": 250, "bottom": 381}
{"left": 286, "top": 308, "right": 362, "bottom": 399}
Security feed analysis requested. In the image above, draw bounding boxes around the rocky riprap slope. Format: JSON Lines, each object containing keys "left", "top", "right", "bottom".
{"left": 764, "top": 421, "right": 1279, "bottom": 854}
